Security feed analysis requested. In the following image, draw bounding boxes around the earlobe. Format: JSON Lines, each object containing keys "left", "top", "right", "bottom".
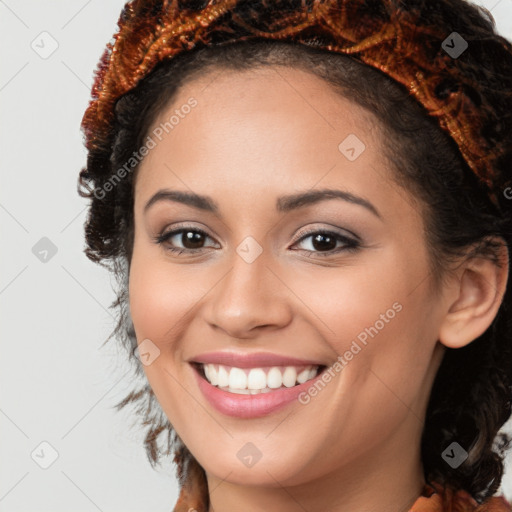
{"left": 438, "top": 241, "right": 509, "bottom": 349}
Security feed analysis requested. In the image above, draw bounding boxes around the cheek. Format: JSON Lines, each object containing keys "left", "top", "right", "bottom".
{"left": 295, "top": 248, "right": 436, "bottom": 394}
{"left": 129, "top": 263, "right": 170, "bottom": 342}
{"left": 288, "top": 258, "right": 405, "bottom": 344}
{"left": 128, "top": 245, "right": 199, "bottom": 343}
{"left": 127, "top": 250, "right": 203, "bottom": 427}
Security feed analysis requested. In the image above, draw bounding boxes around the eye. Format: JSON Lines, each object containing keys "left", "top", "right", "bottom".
{"left": 291, "top": 228, "right": 360, "bottom": 257}
{"left": 153, "top": 226, "right": 217, "bottom": 255}
{"left": 153, "top": 225, "right": 361, "bottom": 257}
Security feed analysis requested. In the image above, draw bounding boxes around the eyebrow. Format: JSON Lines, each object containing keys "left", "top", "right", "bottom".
{"left": 143, "top": 188, "right": 382, "bottom": 220}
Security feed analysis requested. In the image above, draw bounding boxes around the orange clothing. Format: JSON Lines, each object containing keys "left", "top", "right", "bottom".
{"left": 172, "top": 471, "right": 512, "bottom": 512}
{"left": 411, "top": 482, "right": 511, "bottom": 512}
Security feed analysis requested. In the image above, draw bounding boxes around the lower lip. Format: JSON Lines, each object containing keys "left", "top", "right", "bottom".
{"left": 191, "top": 364, "right": 326, "bottom": 418}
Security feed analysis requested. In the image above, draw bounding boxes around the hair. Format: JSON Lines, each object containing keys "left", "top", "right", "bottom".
{"left": 78, "top": 0, "right": 512, "bottom": 505}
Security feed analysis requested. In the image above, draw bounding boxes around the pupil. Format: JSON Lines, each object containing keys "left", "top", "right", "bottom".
{"left": 183, "top": 231, "right": 204, "bottom": 249}
{"left": 180, "top": 231, "right": 337, "bottom": 251}
{"left": 312, "top": 233, "right": 335, "bottom": 251}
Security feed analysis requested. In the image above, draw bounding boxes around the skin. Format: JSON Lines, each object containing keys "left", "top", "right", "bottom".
{"left": 128, "top": 66, "right": 509, "bottom": 512}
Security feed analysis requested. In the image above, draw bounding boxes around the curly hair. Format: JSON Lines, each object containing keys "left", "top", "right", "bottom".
{"left": 78, "top": 0, "right": 512, "bottom": 504}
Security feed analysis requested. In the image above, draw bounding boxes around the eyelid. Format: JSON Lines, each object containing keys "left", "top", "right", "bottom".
{"left": 155, "top": 221, "right": 361, "bottom": 258}
{"left": 157, "top": 222, "right": 359, "bottom": 245}
{"left": 155, "top": 223, "right": 218, "bottom": 247}
{"left": 292, "top": 224, "right": 361, "bottom": 244}
{"left": 158, "top": 222, "right": 218, "bottom": 241}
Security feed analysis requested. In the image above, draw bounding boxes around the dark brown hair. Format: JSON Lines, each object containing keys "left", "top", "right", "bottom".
{"left": 78, "top": 1, "right": 512, "bottom": 504}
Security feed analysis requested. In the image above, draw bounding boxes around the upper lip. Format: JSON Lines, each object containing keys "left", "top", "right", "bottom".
{"left": 189, "top": 351, "right": 326, "bottom": 368}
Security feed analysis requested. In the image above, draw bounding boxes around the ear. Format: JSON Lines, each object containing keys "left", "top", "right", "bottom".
{"left": 438, "top": 238, "right": 509, "bottom": 349}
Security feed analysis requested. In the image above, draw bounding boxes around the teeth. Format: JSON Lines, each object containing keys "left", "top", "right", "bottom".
{"left": 200, "top": 363, "right": 321, "bottom": 392}
{"left": 267, "top": 367, "right": 283, "bottom": 388}
{"left": 218, "top": 365, "right": 229, "bottom": 387}
{"left": 282, "top": 366, "right": 297, "bottom": 387}
{"left": 297, "top": 368, "right": 311, "bottom": 384}
{"left": 229, "top": 367, "right": 247, "bottom": 389}
{"left": 247, "top": 368, "right": 266, "bottom": 390}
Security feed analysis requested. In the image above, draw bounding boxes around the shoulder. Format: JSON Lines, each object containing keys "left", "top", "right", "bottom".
{"left": 410, "top": 482, "right": 512, "bottom": 512}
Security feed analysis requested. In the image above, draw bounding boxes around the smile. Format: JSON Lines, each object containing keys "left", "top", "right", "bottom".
{"left": 190, "top": 362, "right": 328, "bottom": 418}
{"left": 196, "top": 363, "right": 324, "bottom": 394}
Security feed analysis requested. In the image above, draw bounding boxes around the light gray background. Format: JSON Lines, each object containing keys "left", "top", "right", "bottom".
{"left": 1, "top": 1, "right": 511, "bottom": 510}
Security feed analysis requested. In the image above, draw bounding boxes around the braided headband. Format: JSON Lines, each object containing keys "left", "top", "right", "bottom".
{"left": 81, "top": 0, "right": 512, "bottom": 209}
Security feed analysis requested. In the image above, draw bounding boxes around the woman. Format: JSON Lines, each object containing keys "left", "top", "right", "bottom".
{"left": 78, "top": 0, "right": 512, "bottom": 510}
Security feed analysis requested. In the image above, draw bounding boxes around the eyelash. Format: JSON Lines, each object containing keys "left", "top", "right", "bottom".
{"left": 153, "top": 225, "right": 361, "bottom": 258}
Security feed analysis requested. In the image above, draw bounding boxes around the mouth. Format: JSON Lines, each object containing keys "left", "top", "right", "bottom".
{"left": 191, "top": 362, "right": 328, "bottom": 395}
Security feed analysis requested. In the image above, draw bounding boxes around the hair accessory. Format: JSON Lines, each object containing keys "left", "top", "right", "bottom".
{"left": 81, "top": 0, "right": 512, "bottom": 209}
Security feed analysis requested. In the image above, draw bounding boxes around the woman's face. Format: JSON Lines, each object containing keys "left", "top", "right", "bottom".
{"left": 129, "top": 66, "right": 448, "bottom": 490}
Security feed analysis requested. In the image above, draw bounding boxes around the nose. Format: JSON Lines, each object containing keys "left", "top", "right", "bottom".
{"left": 203, "top": 250, "right": 293, "bottom": 340}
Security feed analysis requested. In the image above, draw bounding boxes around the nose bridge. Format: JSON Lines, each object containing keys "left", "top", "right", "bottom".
{"left": 206, "top": 240, "right": 292, "bottom": 337}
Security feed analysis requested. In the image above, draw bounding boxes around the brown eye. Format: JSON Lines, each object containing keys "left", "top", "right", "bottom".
{"left": 177, "top": 230, "right": 207, "bottom": 249}
{"left": 292, "top": 229, "right": 360, "bottom": 258}
{"left": 153, "top": 226, "right": 360, "bottom": 258}
{"left": 154, "top": 227, "right": 216, "bottom": 254}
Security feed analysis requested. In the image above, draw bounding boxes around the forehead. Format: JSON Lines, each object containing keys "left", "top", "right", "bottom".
{"left": 138, "top": 66, "right": 379, "bottom": 180}
{"left": 164, "top": 65, "right": 376, "bottom": 133}
{"left": 134, "top": 65, "right": 420, "bottom": 226}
